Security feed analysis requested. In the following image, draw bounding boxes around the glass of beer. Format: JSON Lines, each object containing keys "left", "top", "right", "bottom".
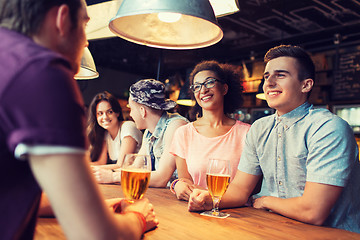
{"left": 201, "top": 159, "right": 231, "bottom": 218}
{"left": 121, "top": 154, "right": 151, "bottom": 202}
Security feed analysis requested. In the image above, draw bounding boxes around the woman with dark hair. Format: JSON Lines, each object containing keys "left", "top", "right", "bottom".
{"left": 169, "top": 60, "right": 250, "bottom": 201}
{"left": 87, "top": 91, "right": 142, "bottom": 166}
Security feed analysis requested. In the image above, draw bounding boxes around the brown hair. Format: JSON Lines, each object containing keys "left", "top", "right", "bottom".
{"left": 0, "top": 0, "right": 81, "bottom": 36}
{"left": 189, "top": 60, "right": 244, "bottom": 118}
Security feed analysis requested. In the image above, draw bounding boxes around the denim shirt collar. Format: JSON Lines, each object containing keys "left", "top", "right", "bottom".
{"left": 145, "top": 111, "right": 168, "bottom": 140}
{"left": 275, "top": 102, "right": 312, "bottom": 129}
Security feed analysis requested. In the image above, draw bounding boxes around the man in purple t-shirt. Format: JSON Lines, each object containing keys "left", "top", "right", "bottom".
{"left": 0, "top": 0, "right": 157, "bottom": 239}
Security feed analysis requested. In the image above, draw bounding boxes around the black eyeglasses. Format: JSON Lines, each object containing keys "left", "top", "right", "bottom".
{"left": 189, "top": 78, "right": 223, "bottom": 93}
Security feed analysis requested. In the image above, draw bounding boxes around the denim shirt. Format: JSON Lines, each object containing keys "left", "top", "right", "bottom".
{"left": 143, "top": 111, "right": 188, "bottom": 170}
{"left": 238, "top": 102, "right": 360, "bottom": 232}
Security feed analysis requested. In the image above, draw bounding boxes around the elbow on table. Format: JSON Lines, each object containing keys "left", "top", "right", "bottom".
{"left": 301, "top": 210, "right": 327, "bottom": 226}
{"left": 149, "top": 179, "right": 169, "bottom": 188}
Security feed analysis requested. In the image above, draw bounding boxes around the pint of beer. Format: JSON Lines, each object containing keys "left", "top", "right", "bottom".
{"left": 201, "top": 159, "right": 231, "bottom": 218}
{"left": 206, "top": 173, "right": 230, "bottom": 199}
{"left": 121, "top": 168, "right": 150, "bottom": 200}
{"left": 121, "top": 154, "right": 151, "bottom": 201}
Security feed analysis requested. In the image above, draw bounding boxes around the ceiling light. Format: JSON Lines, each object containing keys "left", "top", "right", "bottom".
{"left": 256, "top": 78, "right": 266, "bottom": 100}
{"left": 86, "top": 0, "right": 122, "bottom": 40}
{"left": 209, "top": 0, "right": 240, "bottom": 17}
{"left": 108, "top": 0, "right": 223, "bottom": 49}
{"left": 86, "top": 0, "right": 239, "bottom": 41}
{"left": 74, "top": 47, "right": 99, "bottom": 80}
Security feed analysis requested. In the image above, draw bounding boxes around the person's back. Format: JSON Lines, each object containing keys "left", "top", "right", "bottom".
{"left": 0, "top": 1, "right": 157, "bottom": 239}
{"left": 0, "top": 26, "right": 85, "bottom": 238}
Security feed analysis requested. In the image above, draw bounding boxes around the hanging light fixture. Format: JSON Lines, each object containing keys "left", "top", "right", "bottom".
{"left": 75, "top": 47, "right": 99, "bottom": 80}
{"left": 108, "top": 0, "right": 223, "bottom": 49}
{"left": 256, "top": 78, "right": 266, "bottom": 100}
{"left": 209, "top": 0, "right": 240, "bottom": 17}
{"left": 177, "top": 83, "right": 195, "bottom": 107}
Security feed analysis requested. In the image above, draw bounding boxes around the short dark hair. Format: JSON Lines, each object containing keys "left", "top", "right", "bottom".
{"left": 87, "top": 91, "right": 124, "bottom": 162}
{"left": 0, "top": 0, "right": 81, "bottom": 36}
{"left": 189, "top": 60, "right": 244, "bottom": 118}
{"left": 264, "top": 45, "right": 315, "bottom": 82}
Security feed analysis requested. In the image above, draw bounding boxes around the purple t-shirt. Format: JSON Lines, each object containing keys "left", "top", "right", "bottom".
{"left": 0, "top": 27, "right": 87, "bottom": 239}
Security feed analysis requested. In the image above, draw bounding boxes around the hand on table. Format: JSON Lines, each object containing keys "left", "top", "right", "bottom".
{"left": 252, "top": 196, "right": 270, "bottom": 210}
{"left": 109, "top": 198, "right": 158, "bottom": 232}
{"left": 91, "top": 166, "right": 117, "bottom": 183}
{"left": 174, "top": 180, "right": 195, "bottom": 201}
{"left": 188, "top": 189, "right": 213, "bottom": 212}
{"left": 123, "top": 198, "right": 159, "bottom": 232}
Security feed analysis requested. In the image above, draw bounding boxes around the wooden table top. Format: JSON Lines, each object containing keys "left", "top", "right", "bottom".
{"left": 35, "top": 184, "right": 360, "bottom": 240}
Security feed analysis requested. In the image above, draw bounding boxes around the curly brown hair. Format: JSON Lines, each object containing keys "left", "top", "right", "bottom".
{"left": 188, "top": 60, "right": 244, "bottom": 119}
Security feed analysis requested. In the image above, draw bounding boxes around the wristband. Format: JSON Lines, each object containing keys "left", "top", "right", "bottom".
{"left": 125, "top": 211, "right": 146, "bottom": 234}
{"left": 170, "top": 178, "right": 188, "bottom": 194}
{"left": 170, "top": 179, "right": 179, "bottom": 194}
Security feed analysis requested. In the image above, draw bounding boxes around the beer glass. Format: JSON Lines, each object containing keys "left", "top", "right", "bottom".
{"left": 201, "top": 159, "right": 231, "bottom": 218}
{"left": 121, "top": 154, "right": 151, "bottom": 201}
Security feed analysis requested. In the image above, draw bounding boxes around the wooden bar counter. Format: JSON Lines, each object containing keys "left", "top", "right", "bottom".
{"left": 35, "top": 184, "right": 360, "bottom": 240}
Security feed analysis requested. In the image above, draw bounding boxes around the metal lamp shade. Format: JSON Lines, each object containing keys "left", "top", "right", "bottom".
{"left": 75, "top": 47, "right": 99, "bottom": 80}
{"left": 109, "top": 0, "right": 223, "bottom": 49}
{"left": 256, "top": 78, "right": 266, "bottom": 100}
{"left": 176, "top": 81, "right": 195, "bottom": 106}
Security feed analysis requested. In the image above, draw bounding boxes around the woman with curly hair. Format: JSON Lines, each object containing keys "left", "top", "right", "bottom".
{"left": 169, "top": 60, "right": 251, "bottom": 201}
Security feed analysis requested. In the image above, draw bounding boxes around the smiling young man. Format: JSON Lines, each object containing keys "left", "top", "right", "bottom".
{"left": 188, "top": 45, "right": 360, "bottom": 233}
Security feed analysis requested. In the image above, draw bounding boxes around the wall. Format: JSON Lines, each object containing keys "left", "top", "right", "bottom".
{"left": 77, "top": 66, "right": 145, "bottom": 107}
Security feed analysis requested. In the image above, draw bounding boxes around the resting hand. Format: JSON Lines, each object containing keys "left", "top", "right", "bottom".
{"left": 92, "top": 167, "right": 118, "bottom": 183}
{"left": 252, "top": 196, "right": 270, "bottom": 210}
{"left": 123, "top": 198, "right": 159, "bottom": 232}
{"left": 188, "top": 189, "right": 213, "bottom": 212}
{"left": 174, "top": 180, "right": 195, "bottom": 201}
{"left": 106, "top": 198, "right": 127, "bottom": 212}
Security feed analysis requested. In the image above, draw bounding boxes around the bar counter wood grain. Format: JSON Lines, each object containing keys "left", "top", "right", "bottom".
{"left": 35, "top": 184, "right": 360, "bottom": 240}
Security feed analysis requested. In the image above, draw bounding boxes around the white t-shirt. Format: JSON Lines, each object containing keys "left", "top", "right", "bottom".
{"left": 106, "top": 121, "right": 142, "bottom": 161}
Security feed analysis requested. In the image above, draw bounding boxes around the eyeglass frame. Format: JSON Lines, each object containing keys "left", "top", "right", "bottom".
{"left": 189, "top": 77, "right": 224, "bottom": 93}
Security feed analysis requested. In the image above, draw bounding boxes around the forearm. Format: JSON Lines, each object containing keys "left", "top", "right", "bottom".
{"left": 256, "top": 196, "right": 327, "bottom": 225}
{"left": 219, "top": 183, "right": 249, "bottom": 209}
{"left": 218, "top": 171, "right": 261, "bottom": 209}
{"left": 254, "top": 181, "right": 343, "bottom": 225}
{"left": 30, "top": 154, "right": 121, "bottom": 239}
{"left": 113, "top": 213, "right": 144, "bottom": 240}
{"left": 95, "top": 164, "right": 120, "bottom": 170}
{"left": 149, "top": 170, "right": 170, "bottom": 188}
{"left": 149, "top": 153, "right": 177, "bottom": 188}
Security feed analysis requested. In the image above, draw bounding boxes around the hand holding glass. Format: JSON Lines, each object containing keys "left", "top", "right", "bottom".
{"left": 121, "top": 154, "right": 151, "bottom": 202}
{"left": 201, "top": 159, "right": 231, "bottom": 218}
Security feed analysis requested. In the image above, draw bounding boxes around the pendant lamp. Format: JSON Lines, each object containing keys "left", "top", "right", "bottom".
{"left": 108, "top": 0, "right": 223, "bottom": 49}
{"left": 177, "top": 83, "right": 195, "bottom": 107}
{"left": 75, "top": 47, "right": 99, "bottom": 80}
{"left": 256, "top": 78, "right": 266, "bottom": 100}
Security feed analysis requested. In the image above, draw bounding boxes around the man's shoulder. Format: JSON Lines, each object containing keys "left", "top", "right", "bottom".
{"left": 165, "top": 112, "right": 189, "bottom": 124}
{"left": 251, "top": 114, "right": 275, "bottom": 128}
{"left": 0, "top": 28, "right": 70, "bottom": 75}
{"left": 307, "top": 108, "right": 349, "bottom": 129}
{"left": 122, "top": 120, "right": 137, "bottom": 128}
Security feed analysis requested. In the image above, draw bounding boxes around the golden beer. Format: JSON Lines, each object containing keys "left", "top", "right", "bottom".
{"left": 206, "top": 174, "right": 230, "bottom": 198}
{"left": 121, "top": 169, "right": 151, "bottom": 200}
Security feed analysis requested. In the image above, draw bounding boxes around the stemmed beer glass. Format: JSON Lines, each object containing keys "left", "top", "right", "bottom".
{"left": 201, "top": 159, "right": 231, "bottom": 218}
{"left": 121, "top": 154, "right": 151, "bottom": 202}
